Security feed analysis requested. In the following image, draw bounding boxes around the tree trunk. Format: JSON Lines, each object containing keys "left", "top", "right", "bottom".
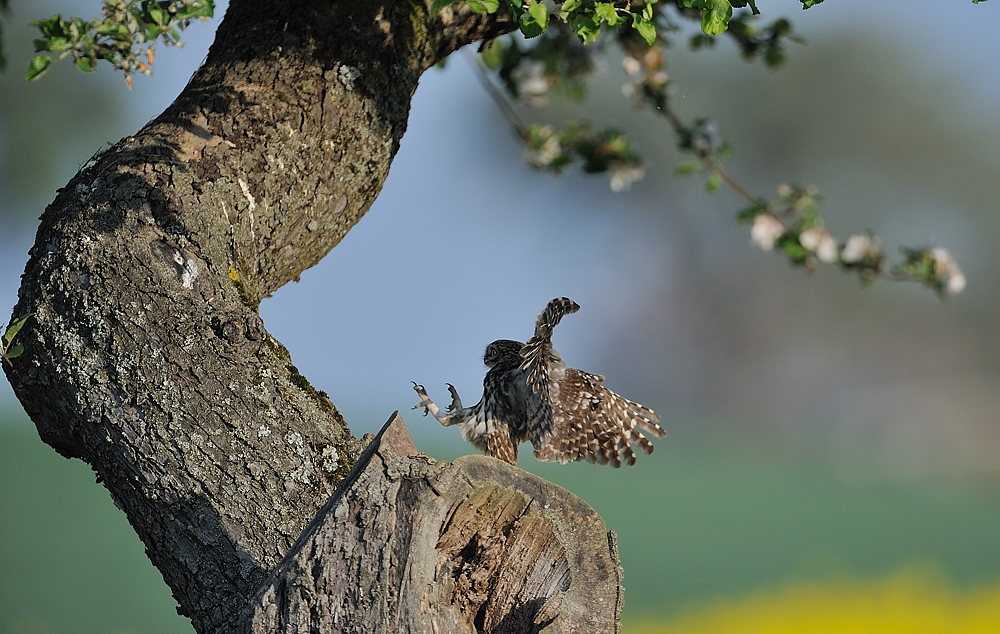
{"left": 3, "top": 1, "right": 625, "bottom": 632}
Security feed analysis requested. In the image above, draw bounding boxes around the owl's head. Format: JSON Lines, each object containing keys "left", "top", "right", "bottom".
{"left": 483, "top": 339, "right": 524, "bottom": 368}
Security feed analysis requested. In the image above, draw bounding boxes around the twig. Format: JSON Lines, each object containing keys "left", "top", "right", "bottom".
{"left": 462, "top": 47, "right": 530, "bottom": 142}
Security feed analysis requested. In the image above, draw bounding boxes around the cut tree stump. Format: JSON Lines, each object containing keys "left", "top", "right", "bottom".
{"left": 244, "top": 412, "right": 625, "bottom": 634}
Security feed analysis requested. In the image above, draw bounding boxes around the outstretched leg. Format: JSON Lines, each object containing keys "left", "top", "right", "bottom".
{"left": 412, "top": 382, "right": 464, "bottom": 426}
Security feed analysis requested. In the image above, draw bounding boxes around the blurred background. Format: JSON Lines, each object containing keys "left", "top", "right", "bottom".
{"left": 2, "top": 0, "right": 1000, "bottom": 632}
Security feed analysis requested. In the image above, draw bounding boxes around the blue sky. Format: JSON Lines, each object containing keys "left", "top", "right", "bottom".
{"left": 3, "top": 0, "right": 999, "bottom": 448}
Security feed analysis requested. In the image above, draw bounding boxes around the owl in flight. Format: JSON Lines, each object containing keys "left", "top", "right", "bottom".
{"left": 412, "top": 297, "right": 665, "bottom": 467}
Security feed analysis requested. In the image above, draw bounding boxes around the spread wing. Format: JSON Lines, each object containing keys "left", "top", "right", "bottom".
{"left": 518, "top": 297, "right": 580, "bottom": 446}
{"left": 532, "top": 369, "right": 665, "bottom": 468}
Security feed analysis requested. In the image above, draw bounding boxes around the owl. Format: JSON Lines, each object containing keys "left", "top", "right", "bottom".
{"left": 412, "top": 297, "right": 665, "bottom": 467}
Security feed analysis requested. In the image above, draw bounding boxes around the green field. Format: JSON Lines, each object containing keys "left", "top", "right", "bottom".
{"left": 519, "top": 429, "right": 1000, "bottom": 621}
{"left": 3, "top": 409, "right": 1000, "bottom": 633}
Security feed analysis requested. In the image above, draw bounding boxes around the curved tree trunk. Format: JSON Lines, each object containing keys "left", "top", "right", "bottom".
{"left": 4, "top": 1, "right": 625, "bottom": 632}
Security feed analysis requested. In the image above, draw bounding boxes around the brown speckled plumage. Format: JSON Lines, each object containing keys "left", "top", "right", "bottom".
{"left": 413, "top": 298, "right": 664, "bottom": 467}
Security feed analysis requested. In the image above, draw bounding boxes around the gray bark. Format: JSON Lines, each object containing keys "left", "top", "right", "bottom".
{"left": 3, "top": 1, "right": 625, "bottom": 632}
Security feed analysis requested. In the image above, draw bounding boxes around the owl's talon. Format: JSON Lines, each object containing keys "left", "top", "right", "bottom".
{"left": 411, "top": 381, "right": 433, "bottom": 416}
{"left": 445, "top": 383, "right": 463, "bottom": 412}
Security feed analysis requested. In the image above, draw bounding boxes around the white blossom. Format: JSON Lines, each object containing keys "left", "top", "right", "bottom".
{"left": 816, "top": 234, "right": 838, "bottom": 263}
{"left": 799, "top": 227, "right": 822, "bottom": 251}
{"left": 622, "top": 56, "right": 642, "bottom": 77}
{"left": 931, "top": 247, "right": 954, "bottom": 274}
{"left": 948, "top": 269, "right": 967, "bottom": 294}
{"left": 751, "top": 213, "right": 785, "bottom": 251}
{"left": 800, "top": 227, "right": 838, "bottom": 263}
{"left": 526, "top": 133, "right": 562, "bottom": 168}
{"left": 931, "top": 247, "right": 967, "bottom": 295}
{"left": 512, "top": 60, "right": 551, "bottom": 108}
{"left": 841, "top": 234, "right": 872, "bottom": 263}
{"left": 610, "top": 164, "right": 645, "bottom": 192}
{"left": 648, "top": 71, "right": 669, "bottom": 87}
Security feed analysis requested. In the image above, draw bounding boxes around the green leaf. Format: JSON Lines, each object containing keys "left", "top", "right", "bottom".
{"left": 75, "top": 56, "right": 96, "bottom": 72}
{"left": 632, "top": 14, "right": 657, "bottom": 45}
{"left": 771, "top": 18, "right": 792, "bottom": 35}
{"left": 730, "top": 0, "right": 759, "bottom": 13}
{"left": 43, "top": 36, "right": 71, "bottom": 52}
{"left": 594, "top": 3, "right": 618, "bottom": 25}
{"left": 147, "top": 5, "right": 168, "bottom": 26}
{"left": 3, "top": 314, "right": 32, "bottom": 344}
{"left": 480, "top": 38, "right": 504, "bottom": 68}
{"left": 430, "top": 0, "right": 461, "bottom": 13}
{"left": 700, "top": 0, "right": 732, "bottom": 35}
{"left": 95, "top": 21, "right": 122, "bottom": 36}
{"left": 764, "top": 47, "right": 785, "bottom": 67}
{"left": 468, "top": 0, "right": 500, "bottom": 13}
{"left": 800, "top": 0, "right": 824, "bottom": 6}
{"left": 25, "top": 55, "right": 52, "bottom": 81}
{"left": 518, "top": 1, "right": 547, "bottom": 38}
{"left": 705, "top": 171, "right": 722, "bottom": 191}
{"left": 527, "top": 0, "right": 548, "bottom": 30}
{"left": 681, "top": 0, "right": 733, "bottom": 35}
{"left": 31, "top": 15, "right": 65, "bottom": 38}
{"left": 779, "top": 236, "right": 810, "bottom": 264}
{"left": 65, "top": 18, "right": 85, "bottom": 40}
{"left": 4, "top": 344, "right": 23, "bottom": 360}
{"left": 519, "top": 20, "right": 545, "bottom": 38}
{"left": 174, "top": 1, "right": 215, "bottom": 20}
{"left": 559, "top": 0, "right": 582, "bottom": 19}
{"left": 571, "top": 15, "right": 601, "bottom": 44}
{"left": 675, "top": 159, "right": 703, "bottom": 176}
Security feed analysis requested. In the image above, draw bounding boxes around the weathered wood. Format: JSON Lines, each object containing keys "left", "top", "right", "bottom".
{"left": 245, "top": 413, "right": 624, "bottom": 633}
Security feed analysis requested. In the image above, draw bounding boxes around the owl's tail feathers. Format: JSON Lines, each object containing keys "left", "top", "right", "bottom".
{"left": 534, "top": 297, "right": 581, "bottom": 337}
{"left": 486, "top": 428, "right": 520, "bottom": 466}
